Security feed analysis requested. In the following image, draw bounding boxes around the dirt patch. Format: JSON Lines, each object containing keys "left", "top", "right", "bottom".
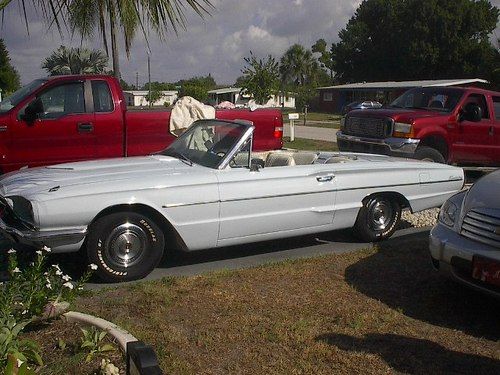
{"left": 21, "top": 319, "right": 125, "bottom": 374}
{"left": 74, "top": 242, "right": 500, "bottom": 374}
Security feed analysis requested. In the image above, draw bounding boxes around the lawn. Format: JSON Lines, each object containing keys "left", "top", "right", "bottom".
{"left": 282, "top": 111, "right": 342, "bottom": 129}
{"left": 283, "top": 137, "right": 339, "bottom": 152}
{"left": 74, "top": 235, "right": 500, "bottom": 374}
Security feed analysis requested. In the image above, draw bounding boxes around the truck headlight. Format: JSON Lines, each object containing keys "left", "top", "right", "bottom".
{"left": 439, "top": 200, "right": 458, "bottom": 227}
{"left": 393, "top": 122, "right": 414, "bottom": 138}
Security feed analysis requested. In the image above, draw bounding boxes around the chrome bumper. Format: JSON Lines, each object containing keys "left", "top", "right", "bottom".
{"left": 0, "top": 217, "right": 87, "bottom": 247}
{"left": 336, "top": 132, "right": 420, "bottom": 156}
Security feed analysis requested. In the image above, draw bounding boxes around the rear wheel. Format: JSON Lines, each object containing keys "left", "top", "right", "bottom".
{"left": 414, "top": 146, "right": 445, "bottom": 163}
{"left": 86, "top": 212, "right": 165, "bottom": 282}
{"left": 354, "top": 196, "right": 401, "bottom": 242}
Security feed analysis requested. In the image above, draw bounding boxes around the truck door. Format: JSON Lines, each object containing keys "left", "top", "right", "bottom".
{"left": 9, "top": 80, "right": 96, "bottom": 169}
{"left": 453, "top": 93, "right": 494, "bottom": 165}
{"left": 90, "top": 79, "right": 124, "bottom": 158}
{"left": 491, "top": 96, "right": 500, "bottom": 164}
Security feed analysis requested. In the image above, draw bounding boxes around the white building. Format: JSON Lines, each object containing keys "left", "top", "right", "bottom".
{"left": 207, "top": 87, "right": 296, "bottom": 108}
{"left": 123, "top": 90, "right": 178, "bottom": 107}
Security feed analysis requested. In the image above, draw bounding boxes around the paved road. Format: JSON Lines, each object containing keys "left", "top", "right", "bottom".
{"left": 284, "top": 124, "right": 337, "bottom": 142}
{"left": 85, "top": 226, "right": 429, "bottom": 289}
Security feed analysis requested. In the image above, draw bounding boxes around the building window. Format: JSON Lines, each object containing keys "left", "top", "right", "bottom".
{"left": 323, "top": 92, "right": 333, "bottom": 101}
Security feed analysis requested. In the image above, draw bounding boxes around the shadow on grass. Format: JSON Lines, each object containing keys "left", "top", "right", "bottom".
{"left": 344, "top": 230, "right": 500, "bottom": 340}
{"left": 316, "top": 333, "right": 500, "bottom": 374}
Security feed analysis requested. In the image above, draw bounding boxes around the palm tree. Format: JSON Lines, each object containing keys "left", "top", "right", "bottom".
{"left": 1, "top": 0, "right": 214, "bottom": 79}
{"left": 42, "top": 45, "right": 108, "bottom": 75}
{"left": 279, "top": 44, "right": 319, "bottom": 86}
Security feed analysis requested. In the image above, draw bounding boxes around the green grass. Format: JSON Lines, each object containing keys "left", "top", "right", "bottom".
{"left": 282, "top": 111, "right": 341, "bottom": 129}
{"left": 283, "top": 137, "right": 338, "bottom": 152}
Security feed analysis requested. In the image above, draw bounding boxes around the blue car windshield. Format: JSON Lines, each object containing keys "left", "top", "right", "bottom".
{"left": 0, "top": 79, "right": 48, "bottom": 113}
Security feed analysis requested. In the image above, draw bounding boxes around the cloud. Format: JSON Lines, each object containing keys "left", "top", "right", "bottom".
{"left": 1, "top": 0, "right": 497, "bottom": 87}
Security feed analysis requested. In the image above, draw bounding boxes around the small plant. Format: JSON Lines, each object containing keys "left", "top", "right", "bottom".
{"left": 0, "top": 316, "right": 42, "bottom": 373}
{"left": 80, "top": 326, "right": 115, "bottom": 363}
{"left": 0, "top": 246, "right": 96, "bottom": 372}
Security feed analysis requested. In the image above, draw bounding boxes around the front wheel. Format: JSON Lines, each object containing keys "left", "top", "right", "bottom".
{"left": 86, "top": 212, "right": 165, "bottom": 282}
{"left": 353, "top": 196, "right": 401, "bottom": 242}
{"left": 414, "top": 146, "right": 445, "bottom": 163}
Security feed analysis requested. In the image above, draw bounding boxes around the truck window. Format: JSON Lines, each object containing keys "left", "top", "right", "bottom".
{"left": 91, "top": 80, "right": 114, "bottom": 112}
{"left": 37, "top": 82, "right": 85, "bottom": 119}
{"left": 463, "top": 94, "right": 489, "bottom": 119}
{"left": 493, "top": 97, "right": 500, "bottom": 120}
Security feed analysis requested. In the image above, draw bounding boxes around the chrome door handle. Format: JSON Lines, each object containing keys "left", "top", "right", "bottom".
{"left": 78, "top": 122, "right": 94, "bottom": 133}
{"left": 316, "top": 175, "right": 334, "bottom": 182}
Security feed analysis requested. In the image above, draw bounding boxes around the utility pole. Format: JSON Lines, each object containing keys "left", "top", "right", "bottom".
{"left": 135, "top": 72, "right": 139, "bottom": 90}
{"left": 147, "top": 53, "right": 152, "bottom": 107}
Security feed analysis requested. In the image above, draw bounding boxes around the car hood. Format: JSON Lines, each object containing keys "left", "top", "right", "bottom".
{"left": 0, "top": 155, "right": 203, "bottom": 197}
{"left": 461, "top": 170, "right": 500, "bottom": 215}
{"left": 348, "top": 108, "right": 450, "bottom": 123}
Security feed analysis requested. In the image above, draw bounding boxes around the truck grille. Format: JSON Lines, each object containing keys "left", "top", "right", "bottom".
{"left": 344, "top": 117, "right": 392, "bottom": 139}
{"left": 461, "top": 208, "right": 500, "bottom": 249}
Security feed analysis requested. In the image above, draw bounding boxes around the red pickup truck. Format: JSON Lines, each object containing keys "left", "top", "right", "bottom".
{"left": 337, "top": 86, "right": 500, "bottom": 165}
{"left": 0, "top": 75, "right": 283, "bottom": 173}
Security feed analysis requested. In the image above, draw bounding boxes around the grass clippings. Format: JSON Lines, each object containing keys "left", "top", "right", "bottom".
{"left": 74, "top": 233, "right": 500, "bottom": 374}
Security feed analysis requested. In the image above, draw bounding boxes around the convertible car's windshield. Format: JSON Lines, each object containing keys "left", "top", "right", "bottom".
{"left": 161, "top": 120, "right": 250, "bottom": 169}
{"left": 0, "top": 79, "right": 48, "bottom": 113}
{"left": 390, "top": 87, "right": 464, "bottom": 113}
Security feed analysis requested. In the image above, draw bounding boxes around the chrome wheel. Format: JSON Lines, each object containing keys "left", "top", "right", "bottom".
{"left": 367, "top": 199, "right": 394, "bottom": 231}
{"left": 104, "top": 222, "right": 148, "bottom": 269}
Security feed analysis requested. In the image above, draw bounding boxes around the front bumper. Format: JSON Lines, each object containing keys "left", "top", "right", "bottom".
{"left": 429, "top": 223, "right": 500, "bottom": 298}
{"left": 0, "top": 217, "right": 87, "bottom": 251}
{"left": 336, "top": 132, "right": 420, "bottom": 157}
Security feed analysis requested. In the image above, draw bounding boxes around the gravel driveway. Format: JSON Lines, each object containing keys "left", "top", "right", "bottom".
{"left": 401, "top": 208, "right": 439, "bottom": 228}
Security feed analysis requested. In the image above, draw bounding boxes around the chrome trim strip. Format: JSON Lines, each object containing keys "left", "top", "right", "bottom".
{"left": 162, "top": 178, "right": 462, "bottom": 208}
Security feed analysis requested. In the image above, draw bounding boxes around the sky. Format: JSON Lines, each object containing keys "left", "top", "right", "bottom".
{"left": 1, "top": 0, "right": 499, "bottom": 87}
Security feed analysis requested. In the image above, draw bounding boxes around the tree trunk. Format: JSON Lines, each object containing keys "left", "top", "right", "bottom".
{"left": 109, "top": 2, "right": 120, "bottom": 79}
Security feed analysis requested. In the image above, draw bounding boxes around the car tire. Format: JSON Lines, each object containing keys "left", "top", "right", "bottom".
{"left": 86, "top": 212, "right": 165, "bottom": 282}
{"left": 414, "top": 146, "right": 445, "bottom": 163}
{"left": 354, "top": 196, "right": 401, "bottom": 242}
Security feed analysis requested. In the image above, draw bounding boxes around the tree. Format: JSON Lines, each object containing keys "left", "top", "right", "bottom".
{"left": 179, "top": 83, "right": 209, "bottom": 102}
{"left": 312, "top": 38, "right": 335, "bottom": 82}
{"left": 1, "top": 0, "right": 214, "bottom": 79}
{"left": 0, "top": 39, "right": 20, "bottom": 95}
{"left": 239, "top": 52, "right": 279, "bottom": 105}
{"left": 279, "top": 44, "right": 320, "bottom": 86}
{"left": 146, "top": 87, "right": 163, "bottom": 106}
{"left": 42, "top": 45, "right": 108, "bottom": 75}
{"left": 332, "top": 0, "right": 499, "bottom": 82}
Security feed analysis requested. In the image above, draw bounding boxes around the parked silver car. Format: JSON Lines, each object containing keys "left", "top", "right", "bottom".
{"left": 429, "top": 170, "right": 500, "bottom": 298}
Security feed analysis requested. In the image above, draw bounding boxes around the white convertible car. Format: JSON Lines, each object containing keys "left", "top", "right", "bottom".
{"left": 0, "top": 120, "right": 464, "bottom": 282}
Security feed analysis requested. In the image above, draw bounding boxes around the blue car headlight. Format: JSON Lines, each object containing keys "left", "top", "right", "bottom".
{"left": 439, "top": 200, "right": 458, "bottom": 227}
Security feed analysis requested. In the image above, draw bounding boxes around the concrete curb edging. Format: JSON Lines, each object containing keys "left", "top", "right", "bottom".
{"left": 63, "top": 311, "right": 138, "bottom": 351}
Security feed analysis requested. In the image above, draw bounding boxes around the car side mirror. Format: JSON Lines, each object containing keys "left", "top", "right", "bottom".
{"left": 250, "top": 158, "right": 264, "bottom": 172}
{"left": 460, "top": 103, "right": 482, "bottom": 122}
{"left": 20, "top": 98, "right": 43, "bottom": 123}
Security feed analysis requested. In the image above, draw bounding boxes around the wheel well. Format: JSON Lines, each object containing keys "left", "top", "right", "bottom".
{"left": 91, "top": 204, "right": 187, "bottom": 251}
{"left": 419, "top": 136, "right": 448, "bottom": 160}
{"left": 362, "top": 192, "right": 411, "bottom": 211}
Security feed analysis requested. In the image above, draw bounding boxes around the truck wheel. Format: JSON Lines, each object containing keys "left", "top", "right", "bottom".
{"left": 354, "top": 195, "right": 401, "bottom": 242}
{"left": 414, "top": 146, "right": 445, "bottom": 163}
{"left": 86, "top": 212, "right": 165, "bottom": 282}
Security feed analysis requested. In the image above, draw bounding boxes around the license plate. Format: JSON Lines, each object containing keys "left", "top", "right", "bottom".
{"left": 472, "top": 256, "right": 500, "bottom": 287}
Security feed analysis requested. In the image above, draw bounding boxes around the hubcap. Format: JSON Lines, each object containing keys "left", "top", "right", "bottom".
{"left": 368, "top": 200, "right": 393, "bottom": 231}
{"left": 105, "top": 223, "right": 148, "bottom": 268}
